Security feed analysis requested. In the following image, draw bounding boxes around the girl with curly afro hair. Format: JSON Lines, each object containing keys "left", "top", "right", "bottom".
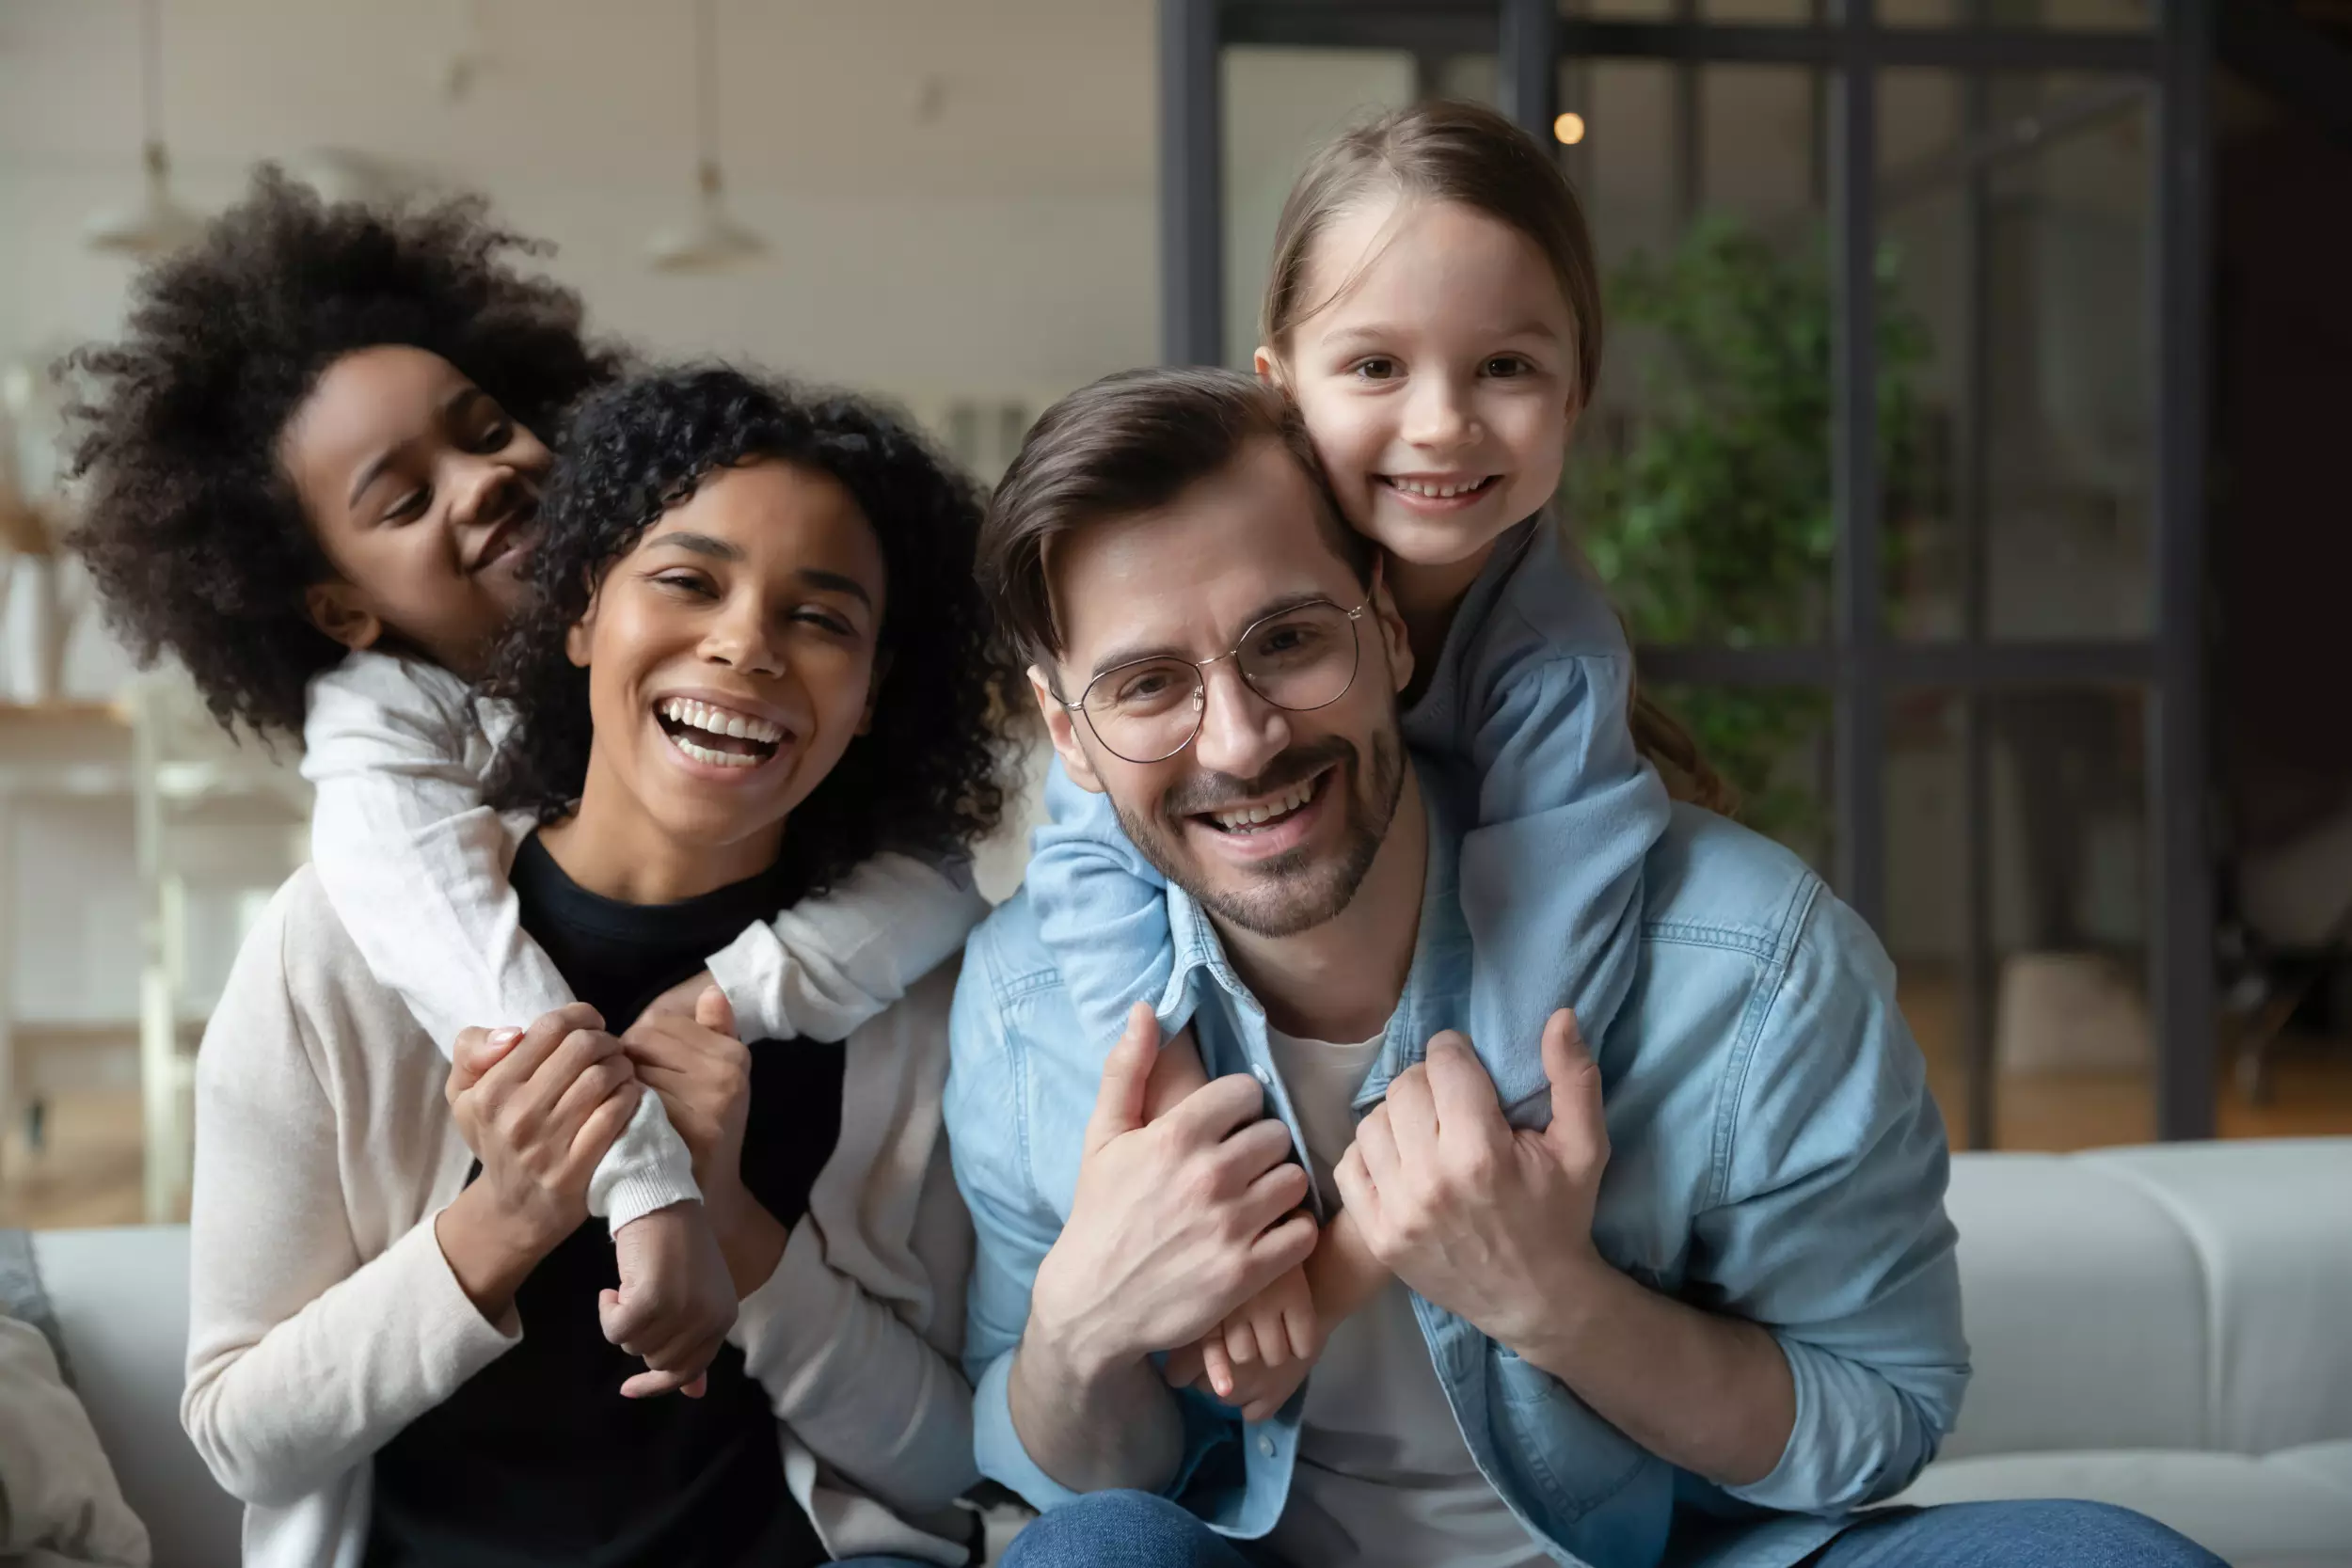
{"left": 65, "top": 171, "right": 999, "bottom": 1422}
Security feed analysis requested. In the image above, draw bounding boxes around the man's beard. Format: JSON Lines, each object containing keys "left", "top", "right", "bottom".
{"left": 1112, "top": 724, "right": 1406, "bottom": 941}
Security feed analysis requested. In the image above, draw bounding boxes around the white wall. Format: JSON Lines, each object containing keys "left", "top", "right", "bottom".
{"left": 2, "top": 0, "right": 1172, "bottom": 1024}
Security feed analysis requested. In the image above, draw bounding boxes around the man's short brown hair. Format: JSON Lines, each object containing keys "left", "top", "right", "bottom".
{"left": 978, "top": 367, "right": 1374, "bottom": 679}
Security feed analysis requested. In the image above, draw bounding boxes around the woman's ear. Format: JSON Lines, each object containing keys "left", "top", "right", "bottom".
{"left": 303, "top": 582, "right": 382, "bottom": 654}
{"left": 1028, "top": 664, "right": 1104, "bottom": 793}
{"left": 1367, "top": 558, "right": 1415, "bottom": 696}
{"left": 564, "top": 594, "right": 599, "bottom": 670}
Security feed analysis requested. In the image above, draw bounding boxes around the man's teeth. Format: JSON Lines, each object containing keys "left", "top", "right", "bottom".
{"left": 1212, "top": 777, "right": 1316, "bottom": 832}
{"left": 659, "top": 697, "right": 783, "bottom": 745}
{"left": 1389, "top": 476, "right": 1489, "bottom": 499}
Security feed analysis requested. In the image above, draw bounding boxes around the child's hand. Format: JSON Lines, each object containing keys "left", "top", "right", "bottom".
{"left": 602, "top": 1200, "right": 737, "bottom": 1400}
{"left": 1174, "top": 1262, "right": 1321, "bottom": 1423}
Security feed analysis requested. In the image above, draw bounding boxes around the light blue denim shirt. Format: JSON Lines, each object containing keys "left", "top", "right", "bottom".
{"left": 947, "top": 780, "right": 1969, "bottom": 1568}
{"left": 1028, "top": 517, "right": 1671, "bottom": 1121}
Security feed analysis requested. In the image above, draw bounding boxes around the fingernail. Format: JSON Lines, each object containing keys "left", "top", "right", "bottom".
{"left": 488, "top": 1027, "right": 522, "bottom": 1048}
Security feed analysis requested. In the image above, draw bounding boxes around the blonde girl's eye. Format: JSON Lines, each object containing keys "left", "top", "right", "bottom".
{"left": 1350, "top": 357, "right": 1400, "bottom": 382}
{"left": 1485, "top": 355, "right": 1534, "bottom": 378}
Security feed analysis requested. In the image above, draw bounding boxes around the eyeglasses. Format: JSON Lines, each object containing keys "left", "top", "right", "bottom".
{"left": 1061, "top": 599, "right": 1368, "bottom": 765}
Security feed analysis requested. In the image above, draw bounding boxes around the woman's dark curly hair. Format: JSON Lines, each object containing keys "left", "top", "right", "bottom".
{"left": 59, "top": 166, "right": 624, "bottom": 740}
{"left": 485, "top": 364, "right": 1015, "bottom": 893}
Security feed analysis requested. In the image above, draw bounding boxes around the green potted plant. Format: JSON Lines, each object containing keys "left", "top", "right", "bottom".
{"left": 1571, "top": 217, "right": 1931, "bottom": 850}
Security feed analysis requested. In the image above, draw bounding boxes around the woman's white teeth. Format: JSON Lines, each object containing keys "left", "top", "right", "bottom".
{"left": 1213, "top": 777, "right": 1316, "bottom": 831}
{"left": 1391, "top": 477, "right": 1488, "bottom": 499}
{"left": 668, "top": 732, "right": 761, "bottom": 768}
{"left": 659, "top": 697, "right": 783, "bottom": 745}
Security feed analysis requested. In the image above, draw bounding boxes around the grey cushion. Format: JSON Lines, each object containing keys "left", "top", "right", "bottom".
{"left": 0, "top": 1228, "right": 71, "bottom": 1384}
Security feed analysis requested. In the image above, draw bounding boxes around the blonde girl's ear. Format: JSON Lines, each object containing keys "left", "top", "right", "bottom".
{"left": 1253, "top": 347, "right": 1287, "bottom": 391}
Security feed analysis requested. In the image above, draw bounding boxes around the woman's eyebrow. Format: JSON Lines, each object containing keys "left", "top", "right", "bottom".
{"left": 798, "top": 568, "right": 873, "bottom": 607}
{"left": 646, "top": 531, "right": 745, "bottom": 562}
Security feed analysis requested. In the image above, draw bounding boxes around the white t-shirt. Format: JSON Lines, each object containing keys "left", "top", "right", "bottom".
{"left": 1262, "top": 1025, "right": 1549, "bottom": 1568}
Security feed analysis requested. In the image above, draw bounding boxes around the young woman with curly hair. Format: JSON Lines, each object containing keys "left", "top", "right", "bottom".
{"left": 64, "top": 169, "right": 999, "bottom": 1520}
{"left": 180, "top": 362, "right": 1015, "bottom": 1568}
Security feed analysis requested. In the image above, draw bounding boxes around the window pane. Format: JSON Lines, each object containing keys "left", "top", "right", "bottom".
{"left": 1879, "top": 71, "right": 2154, "bottom": 642}
{"left": 1654, "top": 684, "right": 1835, "bottom": 874}
{"left": 1220, "top": 47, "right": 1497, "bottom": 369}
{"left": 1886, "top": 686, "right": 2155, "bottom": 1149}
{"left": 1571, "top": 64, "right": 1835, "bottom": 646}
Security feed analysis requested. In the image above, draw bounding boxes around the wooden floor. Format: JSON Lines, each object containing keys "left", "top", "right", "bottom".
{"left": 5, "top": 998, "right": 2349, "bottom": 1232}
{"left": 1899, "top": 970, "right": 2352, "bottom": 1150}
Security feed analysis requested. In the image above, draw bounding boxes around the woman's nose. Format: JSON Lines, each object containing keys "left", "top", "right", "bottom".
{"left": 701, "top": 600, "right": 785, "bottom": 676}
{"left": 1190, "top": 663, "right": 1290, "bottom": 781}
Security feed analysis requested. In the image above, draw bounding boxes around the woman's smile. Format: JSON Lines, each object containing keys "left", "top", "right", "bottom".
{"left": 650, "top": 688, "right": 803, "bottom": 778}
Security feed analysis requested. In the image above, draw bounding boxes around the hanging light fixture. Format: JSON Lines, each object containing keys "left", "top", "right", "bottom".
{"left": 648, "top": 0, "right": 767, "bottom": 274}
{"left": 87, "top": 0, "right": 204, "bottom": 256}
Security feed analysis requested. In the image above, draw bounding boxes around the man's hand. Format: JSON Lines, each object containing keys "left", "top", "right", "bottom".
{"left": 1029, "top": 1004, "right": 1319, "bottom": 1375}
{"left": 1334, "top": 1009, "right": 1608, "bottom": 1350}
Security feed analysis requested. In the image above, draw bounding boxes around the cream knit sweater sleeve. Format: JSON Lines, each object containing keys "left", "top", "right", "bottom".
{"left": 731, "top": 965, "right": 977, "bottom": 1520}
{"left": 180, "top": 877, "right": 519, "bottom": 1509}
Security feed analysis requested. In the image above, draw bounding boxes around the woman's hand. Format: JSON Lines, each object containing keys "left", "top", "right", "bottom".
{"left": 437, "top": 1003, "right": 643, "bottom": 1320}
{"left": 622, "top": 987, "right": 787, "bottom": 1299}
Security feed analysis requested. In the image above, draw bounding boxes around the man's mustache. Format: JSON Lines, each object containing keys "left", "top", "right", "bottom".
{"left": 1161, "top": 736, "right": 1355, "bottom": 818}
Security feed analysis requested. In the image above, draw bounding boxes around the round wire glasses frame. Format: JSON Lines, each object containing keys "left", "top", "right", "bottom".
{"left": 1061, "top": 599, "right": 1370, "bottom": 765}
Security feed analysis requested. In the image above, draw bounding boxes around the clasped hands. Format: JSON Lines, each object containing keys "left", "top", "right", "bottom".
{"left": 437, "top": 973, "right": 759, "bottom": 1401}
{"left": 1038, "top": 1004, "right": 1612, "bottom": 1424}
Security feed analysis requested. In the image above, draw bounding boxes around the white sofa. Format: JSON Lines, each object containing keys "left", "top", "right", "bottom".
{"left": 21, "top": 1137, "right": 2352, "bottom": 1568}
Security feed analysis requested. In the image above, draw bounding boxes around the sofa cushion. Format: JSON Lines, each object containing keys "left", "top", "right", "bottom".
{"left": 1937, "top": 1153, "right": 2209, "bottom": 1458}
{"left": 1895, "top": 1442, "right": 2352, "bottom": 1568}
{"left": 2090, "top": 1142, "right": 2352, "bottom": 1455}
{"left": 0, "top": 1228, "right": 71, "bottom": 1382}
{"left": 32, "top": 1227, "right": 241, "bottom": 1568}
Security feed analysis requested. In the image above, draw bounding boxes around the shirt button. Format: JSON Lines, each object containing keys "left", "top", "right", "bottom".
{"left": 1257, "top": 1433, "right": 1278, "bottom": 1459}
{"left": 1252, "top": 1065, "right": 1274, "bottom": 1087}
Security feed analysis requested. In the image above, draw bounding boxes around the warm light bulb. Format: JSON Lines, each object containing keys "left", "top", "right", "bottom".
{"left": 1553, "top": 111, "right": 1587, "bottom": 146}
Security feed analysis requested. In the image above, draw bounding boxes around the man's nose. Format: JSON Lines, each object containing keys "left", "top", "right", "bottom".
{"left": 1189, "top": 662, "right": 1290, "bottom": 781}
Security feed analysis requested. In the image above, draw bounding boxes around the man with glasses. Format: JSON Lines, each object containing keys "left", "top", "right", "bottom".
{"left": 946, "top": 368, "right": 2218, "bottom": 1568}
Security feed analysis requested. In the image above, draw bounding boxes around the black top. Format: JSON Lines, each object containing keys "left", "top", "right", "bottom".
{"left": 365, "top": 835, "right": 846, "bottom": 1568}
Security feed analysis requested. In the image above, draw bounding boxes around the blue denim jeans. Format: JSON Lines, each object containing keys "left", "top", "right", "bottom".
{"left": 996, "top": 1490, "right": 2227, "bottom": 1568}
